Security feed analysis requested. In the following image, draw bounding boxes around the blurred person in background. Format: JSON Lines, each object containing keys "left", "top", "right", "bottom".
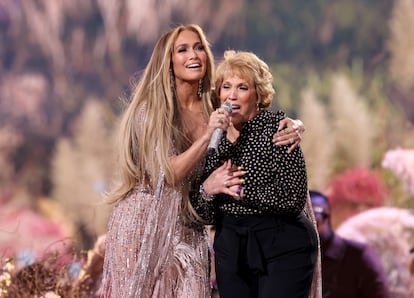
{"left": 309, "top": 190, "right": 390, "bottom": 298}
{"left": 100, "top": 24, "right": 304, "bottom": 297}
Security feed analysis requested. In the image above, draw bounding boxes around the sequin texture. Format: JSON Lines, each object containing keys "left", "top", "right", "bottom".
{"left": 101, "top": 180, "right": 210, "bottom": 297}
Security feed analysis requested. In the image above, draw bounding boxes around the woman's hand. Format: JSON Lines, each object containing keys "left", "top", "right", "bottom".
{"left": 206, "top": 106, "right": 232, "bottom": 136}
{"left": 273, "top": 118, "right": 305, "bottom": 153}
{"left": 202, "top": 160, "right": 246, "bottom": 199}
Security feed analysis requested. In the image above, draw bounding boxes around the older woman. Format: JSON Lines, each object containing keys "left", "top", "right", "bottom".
{"left": 191, "top": 51, "right": 320, "bottom": 298}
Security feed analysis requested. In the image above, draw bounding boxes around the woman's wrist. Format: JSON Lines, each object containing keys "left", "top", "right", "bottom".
{"left": 199, "top": 183, "right": 215, "bottom": 201}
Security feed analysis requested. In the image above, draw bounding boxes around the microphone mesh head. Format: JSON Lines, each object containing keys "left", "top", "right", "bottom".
{"left": 222, "top": 101, "right": 232, "bottom": 113}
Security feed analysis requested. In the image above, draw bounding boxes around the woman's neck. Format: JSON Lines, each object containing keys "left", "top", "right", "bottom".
{"left": 227, "top": 110, "right": 260, "bottom": 142}
{"left": 180, "top": 100, "right": 206, "bottom": 143}
{"left": 175, "top": 80, "right": 199, "bottom": 108}
{"left": 227, "top": 125, "right": 240, "bottom": 143}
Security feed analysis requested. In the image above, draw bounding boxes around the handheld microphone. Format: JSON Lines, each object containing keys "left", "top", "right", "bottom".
{"left": 208, "top": 101, "right": 232, "bottom": 153}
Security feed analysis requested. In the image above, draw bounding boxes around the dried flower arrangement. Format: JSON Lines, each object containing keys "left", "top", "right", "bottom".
{"left": 0, "top": 236, "right": 105, "bottom": 297}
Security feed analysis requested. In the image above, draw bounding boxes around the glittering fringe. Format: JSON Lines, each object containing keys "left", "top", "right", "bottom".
{"left": 101, "top": 174, "right": 210, "bottom": 297}
{"left": 304, "top": 192, "right": 323, "bottom": 298}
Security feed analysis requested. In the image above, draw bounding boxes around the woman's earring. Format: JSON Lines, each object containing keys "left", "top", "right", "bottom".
{"left": 198, "top": 78, "right": 203, "bottom": 98}
{"left": 170, "top": 69, "right": 176, "bottom": 93}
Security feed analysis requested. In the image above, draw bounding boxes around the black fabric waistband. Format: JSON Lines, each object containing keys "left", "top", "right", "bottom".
{"left": 215, "top": 213, "right": 303, "bottom": 274}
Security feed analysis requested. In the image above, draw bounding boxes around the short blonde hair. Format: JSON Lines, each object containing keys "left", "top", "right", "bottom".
{"left": 214, "top": 50, "right": 275, "bottom": 109}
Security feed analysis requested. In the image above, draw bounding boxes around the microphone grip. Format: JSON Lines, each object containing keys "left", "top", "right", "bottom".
{"left": 208, "top": 127, "right": 223, "bottom": 153}
{"left": 208, "top": 101, "right": 232, "bottom": 153}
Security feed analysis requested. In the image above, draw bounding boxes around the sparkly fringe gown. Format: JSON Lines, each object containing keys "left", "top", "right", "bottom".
{"left": 101, "top": 177, "right": 210, "bottom": 297}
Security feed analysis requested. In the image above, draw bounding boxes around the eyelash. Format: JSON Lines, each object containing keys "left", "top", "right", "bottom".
{"left": 177, "top": 44, "right": 205, "bottom": 53}
{"left": 222, "top": 85, "right": 248, "bottom": 91}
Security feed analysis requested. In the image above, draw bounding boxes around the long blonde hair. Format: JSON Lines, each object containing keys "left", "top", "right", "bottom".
{"left": 110, "top": 24, "right": 215, "bottom": 203}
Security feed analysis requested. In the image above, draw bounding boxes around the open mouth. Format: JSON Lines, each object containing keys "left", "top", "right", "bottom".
{"left": 231, "top": 105, "right": 240, "bottom": 111}
{"left": 186, "top": 63, "right": 201, "bottom": 69}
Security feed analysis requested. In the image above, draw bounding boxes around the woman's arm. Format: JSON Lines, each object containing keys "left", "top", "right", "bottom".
{"left": 170, "top": 107, "right": 231, "bottom": 183}
{"left": 190, "top": 160, "right": 245, "bottom": 223}
{"left": 242, "top": 143, "right": 308, "bottom": 215}
{"left": 240, "top": 113, "right": 308, "bottom": 214}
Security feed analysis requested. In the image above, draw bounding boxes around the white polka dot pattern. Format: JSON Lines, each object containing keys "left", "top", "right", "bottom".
{"left": 191, "top": 110, "right": 308, "bottom": 222}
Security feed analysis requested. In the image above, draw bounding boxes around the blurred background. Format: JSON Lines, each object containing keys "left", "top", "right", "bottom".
{"left": 0, "top": 0, "right": 414, "bottom": 296}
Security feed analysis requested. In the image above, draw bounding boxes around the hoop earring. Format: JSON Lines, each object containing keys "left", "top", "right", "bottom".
{"left": 198, "top": 78, "right": 203, "bottom": 98}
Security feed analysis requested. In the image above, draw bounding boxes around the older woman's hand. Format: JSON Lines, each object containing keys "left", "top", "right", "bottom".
{"left": 273, "top": 118, "right": 305, "bottom": 153}
{"left": 202, "top": 160, "right": 246, "bottom": 199}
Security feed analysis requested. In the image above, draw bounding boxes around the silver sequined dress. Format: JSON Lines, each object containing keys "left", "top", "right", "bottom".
{"left": 101, "top": 178, "right": 210, "bottom": 297}
{"left": 101, "top": 105, "right": 210, "bottom": 297}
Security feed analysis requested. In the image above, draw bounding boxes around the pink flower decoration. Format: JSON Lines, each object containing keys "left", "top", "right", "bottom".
{"left": 328, "top": 166, "right": 388, "bottom": 206}
{"left": 382, "top": 148, "right": 414, "bottom": 196}
{"left": 0, "top": 204, "right": 69, "bottom": 260}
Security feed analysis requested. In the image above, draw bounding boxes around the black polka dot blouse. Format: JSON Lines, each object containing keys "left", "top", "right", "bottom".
{"left": 191, "top": 110, "right": 308, "bottom": 224}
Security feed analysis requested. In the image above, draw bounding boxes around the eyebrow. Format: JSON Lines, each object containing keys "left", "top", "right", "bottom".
{"left": 223, "top": 80, "right": 250, "bottom": 85}
{"left": 175, "top": 41, "right": 202, "bottom": 49}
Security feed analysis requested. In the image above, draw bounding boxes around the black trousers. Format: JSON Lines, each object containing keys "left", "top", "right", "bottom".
{"left": 214, "top": 213, "right": 318, "bottom": 298}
